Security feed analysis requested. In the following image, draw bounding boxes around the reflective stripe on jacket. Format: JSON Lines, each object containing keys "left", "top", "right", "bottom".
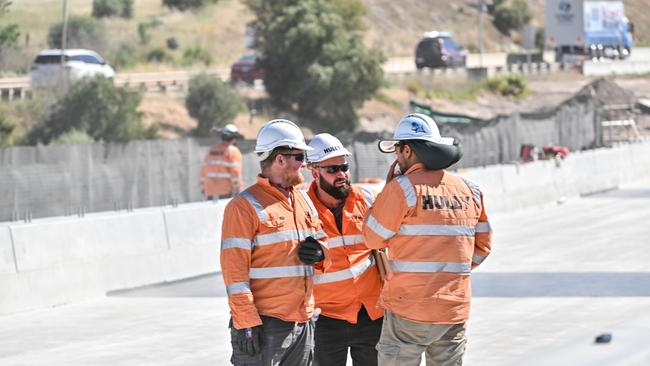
{"left": 221, "top": 176, "right": 330, "bottom": 329}
{"left": 363, "top": 163, "right": 492, "bottom": 324}
{"left": 307, "top": 183, "right": 383, "bottom": 324}
{"left": 200, "top": 142, "right": 242, "bottom": 196}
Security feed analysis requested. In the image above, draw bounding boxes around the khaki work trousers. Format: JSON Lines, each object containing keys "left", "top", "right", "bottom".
{"left": 376, "top": 311, "right": 467, "bottom": 366}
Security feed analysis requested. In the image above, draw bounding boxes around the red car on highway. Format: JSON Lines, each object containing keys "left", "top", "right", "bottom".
{"left": 230, "top": 54, "right": 264, "bottom": 83}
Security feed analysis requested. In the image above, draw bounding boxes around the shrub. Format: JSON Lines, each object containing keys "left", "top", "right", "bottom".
{"left": 163, "top": 0, "right": 218, "bottom": 11}
{"left": 147, "top": 48, "right": 173, "bottom": 63}
{"left": 492, "top": 0, "right": 532, "bottom": 35}
{"left": 166, "top": 37, "right": 179, "bottom": 50}
{"left": 182, "top": 47, "right": 212, "bottom": 66}
{"left": 51, "top": 129, "right": 95, "bottom": 145}
{"left": 27, "top": 76, "right": 157, "bottom": 144}
{"left": 92, "top": 0, "right": 133, "bottom": 19}
{"left": 0, "top": 116, "right": 15, "bottom": 147}
{"left": 113, "top": 44, "right": 137, "bottom": 69}
{"left": 0, "top": 0, "right": 19, "bottom": 50}
{"left": 47, "top": 16, "right": 106, "bottom": 50}
{"left": 185, "top": 74, "right": 244, "bottom": 137}
{"left": 138, "top": 22, "right": 151, "bottom": 45}
{"left": 486, "top": 74, "right": 528, "bottom": 98}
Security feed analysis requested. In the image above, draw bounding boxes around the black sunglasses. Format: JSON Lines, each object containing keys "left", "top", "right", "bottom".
{"left": 314, "top": 163, "right": 349, "bottom": 174}
{"left": 280, "top": 152, "right": 306, "bottom": 162}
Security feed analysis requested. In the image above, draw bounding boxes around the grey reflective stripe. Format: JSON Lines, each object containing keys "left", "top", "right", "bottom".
{"left": 313, "top": 256, "right": 375, "bottom": 285}
{"left": 398, "top": 224, "right": 475, "bottom": 237}
{"left": 249, "top": 265, "right": 314, "bottom": 279}
{"left": 366, "top": 214, "right": 396, "bottom": 240}
{"left": 475, "top": 221, "right": 492, "bottom": 233}
{"left": 255, "top": 229, "right": 325, "bottom": 246}
{"left": 359, "top": 187, "right": 375, "bottom": 208}
{"left": 327, "top": 234, "right": 364, "bottom": 249}
{"left": 205, "top": 172, "right": 231, "bottom": 178}
{"left": 461, "top": 177, "right": 481, "bottom": 205}
{"left": 241, "top": 190, "right": 268, "bottom": 222}
{"left": 472, "top": 253, "right": 488, "bottom": 265}
{"left": 221, "top": 237, "right": 253, "bottom": 251}
{"left": 389, "top": 260, "right": 471, "bottom": 273}
{"left": 207, "top": 160, "right": 240, "bottom": 167}
{"left": 395, "top": 175, "right": 417, "bottom": 208}
{"left": 297, "top": 189, "right": 319, "bottom": 219}
{"left": 226, "top": 281, "right": 251, "bottom": 296}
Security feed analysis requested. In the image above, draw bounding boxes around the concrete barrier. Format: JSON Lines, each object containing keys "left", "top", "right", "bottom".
{"left": 583, "top": 60, "right": 650, "bottom": 76}
{"left": 1, "top": 142, "right": 649, "bottom": 315}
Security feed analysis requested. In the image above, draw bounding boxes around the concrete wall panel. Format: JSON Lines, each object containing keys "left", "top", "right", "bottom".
{"left": 0, "top": 226, "right": 16, "bottom": 275}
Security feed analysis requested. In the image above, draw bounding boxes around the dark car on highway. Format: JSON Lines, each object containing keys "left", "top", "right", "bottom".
{"left": 415, "top": 31, "right": 467, "bottom": 69}
{"left": 230, "top": 54, "right": 264, "bottom": 83}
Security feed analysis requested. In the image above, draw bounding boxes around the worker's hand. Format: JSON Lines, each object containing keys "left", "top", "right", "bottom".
{"left": 298, "top": 236, "right": 325, "bottom": 264}
{"left": 233, "top": 325, "right": 262, "bottom": 356}
{"left": 386, "top": 160, "right": 401, "bottom": 183}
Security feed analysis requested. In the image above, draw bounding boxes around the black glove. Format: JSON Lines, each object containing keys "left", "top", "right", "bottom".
{"left": 233, "top": 325, "right": 262, "bottom": 356}
{"left": 298, "top": 236, "right": 325, "bottom": 264}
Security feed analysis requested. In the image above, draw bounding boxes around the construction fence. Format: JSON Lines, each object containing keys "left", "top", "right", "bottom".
{"left": 0, "top": 92, "right": 604, "bottom": 222}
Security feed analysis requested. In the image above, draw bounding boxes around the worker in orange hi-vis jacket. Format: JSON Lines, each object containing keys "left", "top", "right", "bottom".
{"left": 200, "top": 123, "right": 242, "bottom": 200}
{"left": 304, "top": 133, "right": 383, "bottom": 366}
{"left": 362, "top": 113, "right": 493, "bottom": 366}
{"left": 220, "top": 119, "right": 331, "bottom": 366}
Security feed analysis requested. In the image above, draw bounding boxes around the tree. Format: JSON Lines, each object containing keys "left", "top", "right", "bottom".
{"left": 493, "top": 0, "right": 532, "bottom": 35}
{"left": 186, "top": 74, "right": 244, "bottom": 137}
{"left": 0, "top": 0, "right": 19, "bottom": 51}
{"left": 47, "top": 16, "right": 106, "bottom": 50}
{"left": 245, "top": 0, "right": 384, "bottom": 133}
{"left": 92, "top": 0, "right": 133, "bottom": 19}
{"left": 27, "top": 77, "right": 157, "bottom": 144}
{"left": 162, "top": 0, "right": 217, "bottom": 11}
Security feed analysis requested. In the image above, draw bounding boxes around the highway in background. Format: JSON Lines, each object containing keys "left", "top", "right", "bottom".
{"left": 1, "top": 179, "right": 649, "bottom": 365}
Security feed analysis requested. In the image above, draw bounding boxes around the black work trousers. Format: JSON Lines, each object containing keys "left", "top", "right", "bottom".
{"left": 314, "top": 306, "right": 383, "bottom": 366}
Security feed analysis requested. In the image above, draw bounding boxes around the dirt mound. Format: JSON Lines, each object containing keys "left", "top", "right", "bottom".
{"left": 576, "top": 78, "right": 636, "bottom": 106}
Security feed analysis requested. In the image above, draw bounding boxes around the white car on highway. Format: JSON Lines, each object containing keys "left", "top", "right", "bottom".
{"left": 30, "top": 49, "right": 115, "bottom": 88}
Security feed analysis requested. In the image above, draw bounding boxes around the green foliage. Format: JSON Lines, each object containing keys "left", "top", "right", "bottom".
{"left": 185, "top": 74, "right": 244, "bottom": 137}
{"left": 0, "top": 116, "right": 16, "bottom": 147}
{"left": 0, "top": 0, "right": 19, "bottom": 50}
{"left": 27, "top": 77, "right": 157, "bottom": 145}
{"left": 113, "top": 44, "right": 137, "bottom": 69}
{"left": 147, "top": 48, "right": 173, "bottom": 63}
{"left": 51, "top": 129, "right": 95, "bottom": 145}
{"left": 493, "top": 0, "right": 532, "bottom": 35}
{"left": 486, "top": 74, "right": 528, "bottom": 98}
{"left": 138, "top": 22, "right": 151, "bottom": 44}
{"left": 181, "top": 47, "right": 212, "bottom": 66}
{"left": 47, "top": 16, "right": 106, "bottom": 50}
{"left": 166, "top": 37, "right": 179, "bottom": 50}
{"left": 92, "top": 0, "right": 133, "bottom": 19}
{"left": 245, "top": 0, "right": 384, "bottom": 133}
{"left": 162, "top": 0, "right": 218, "bottom": 11}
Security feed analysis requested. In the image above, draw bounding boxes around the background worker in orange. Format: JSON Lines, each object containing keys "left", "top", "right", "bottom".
{"left": 362, "top": 113, "right": 493, "bottom": 366}
{"left": 220, "top": 119, "right": 331, "bottom": 366}
{"left": 305, "top": 134, "right": 383, "bottom": 366}
{"left": 200, "top": 123, "right": 242, "bottom": 200}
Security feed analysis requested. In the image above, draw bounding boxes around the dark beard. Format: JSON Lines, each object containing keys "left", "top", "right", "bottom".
{"left": 281, "top": 166, "right": 304, "bottom": 187}
{"left": 319, "top": 175, "right": 350, "bottom": 200}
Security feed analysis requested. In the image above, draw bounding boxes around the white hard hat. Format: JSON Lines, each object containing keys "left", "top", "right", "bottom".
{"left": 222, "top": 123, "right": 238, "bottom": 134}
{"left": 306, "top": 133, "right": 351, "bottom": 163}
{"left": 255, "top": 119, "right": 312, "bottom": 159}
{"left": 378, "top": 113, "right": 454, "bottom": 153}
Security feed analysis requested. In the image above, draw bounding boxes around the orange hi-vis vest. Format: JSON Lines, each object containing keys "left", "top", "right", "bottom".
{"left": 221, "top": 175, "right": 330, "bottom": 330}
{"left": 200, "top": 141, "right": 242, "bottom": 196}
{"left": 307, "top": 183, "right": 384, "bottom": 324}
{"left": 363, "top": 163, "right": 492, "bottom": 324}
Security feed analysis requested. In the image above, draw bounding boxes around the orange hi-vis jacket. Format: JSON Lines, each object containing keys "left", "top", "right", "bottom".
{"left": 307, "top": 182, "right": 384, "bottom": 324}
{"left": 221, "top": 175, "right": 331, "bottom": 330}
{"left": 363, "top": 163, "right": 492, "bottom": 324}
{"left": 200, "top": 141, "right": 242, "bottom": 197}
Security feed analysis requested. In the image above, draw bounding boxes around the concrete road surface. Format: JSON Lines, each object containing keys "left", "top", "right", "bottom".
{"left": 1, "top": 180, "right": 649, "bottom": 365}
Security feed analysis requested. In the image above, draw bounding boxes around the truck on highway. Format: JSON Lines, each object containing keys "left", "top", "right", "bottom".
{"left": 545, "top": 0, "right": 634, "bottom": 62}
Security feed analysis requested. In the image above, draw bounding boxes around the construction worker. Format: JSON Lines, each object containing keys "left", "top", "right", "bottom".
{"left": 200, "top": 123, "right": 242, "bottom": 200}
{"left": 362, "top": 113, "right": 492, "bottom": 366}
{"left": 220, "top": 119, "right": 331, "bottom": 366}
{"left": 305, "top": 134, "right": 383, "bottom": 366}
